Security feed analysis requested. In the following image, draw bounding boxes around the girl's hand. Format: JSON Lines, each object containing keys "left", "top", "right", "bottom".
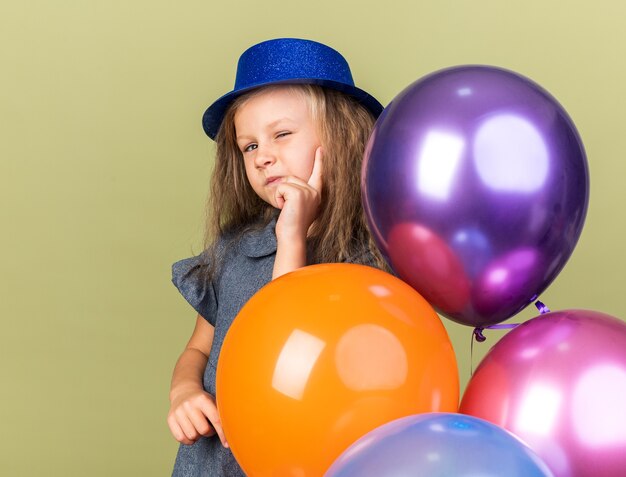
{"left": 274, "top": 147, "right": 323, "bottom": 242}
{"left": 167, "top": 386, "right": 228, "bottom": 448}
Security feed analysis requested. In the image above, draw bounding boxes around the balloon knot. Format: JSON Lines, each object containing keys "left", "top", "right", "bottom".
{"left": 534, "top": 300, "right": 551, "bottom": 314}
{"left": 473, "top": 328, "right": 487, "bottom": 342}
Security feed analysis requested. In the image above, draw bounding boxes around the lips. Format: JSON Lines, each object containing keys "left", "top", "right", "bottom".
{"left": 265, "top": 176, "right": 283, "bottom": 185}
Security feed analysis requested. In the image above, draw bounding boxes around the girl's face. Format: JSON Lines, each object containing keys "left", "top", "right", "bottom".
{"left": 234, "top": 87, "right": 321, "bottom": 208}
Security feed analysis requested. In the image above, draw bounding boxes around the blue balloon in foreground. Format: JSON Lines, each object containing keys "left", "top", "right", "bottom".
{"left": 325, "top": 413, "right": 554, "bottom": 477}
{"left": 362, "top": 65, "right": 589, "bottom": 327}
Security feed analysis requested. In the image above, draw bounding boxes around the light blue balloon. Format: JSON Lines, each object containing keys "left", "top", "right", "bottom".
{"left": 325, "top": 413, "right": 554, "bottom": 477}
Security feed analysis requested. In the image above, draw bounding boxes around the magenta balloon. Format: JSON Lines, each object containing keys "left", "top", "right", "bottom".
{"left": 362, "top": 66, "right": 589, "bottom": 327}
{"left": 460, "top": 310, "right": 626, "bottom": 477}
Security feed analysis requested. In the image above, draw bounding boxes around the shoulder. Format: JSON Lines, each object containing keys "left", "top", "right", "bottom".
{"left": 171, "top": 251, "right": 217, "bottom": 324}
{"left": 172, "top": 253, "right": 209, "bottom": 285}
{"left": 235, "top": 216, "right": 278, "bottom": 259}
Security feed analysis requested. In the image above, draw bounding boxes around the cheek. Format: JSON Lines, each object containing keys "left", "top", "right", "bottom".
{"left": 243, "top": 159, "right": 256, "bottom": 177}
{"left": 292, "top": 144, "right": 318, "bottom": 177}
{"left": 243, "top": 161, "right": 261, "bottom": 189}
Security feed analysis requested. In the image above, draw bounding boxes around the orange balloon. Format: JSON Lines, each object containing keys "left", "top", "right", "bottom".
{"left": 216, "top": 263, "right": 459, "bottom": 476}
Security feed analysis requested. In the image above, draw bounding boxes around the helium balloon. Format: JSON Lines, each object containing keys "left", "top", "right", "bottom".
{"left": 387, "top": 222, "right": 471, "bottom": 314}
{"left": 216, "top": 263, "right": 459, "bottom": 477}
{"left": 362, "top": 66, "right": 589, "bottom": 327}
{"left": 460, "top": 310, "right": 626, "bottom": 477}
{"left": 326, "top": 413, "right": 554, "bottom": 477}
{"left": 473, "top": 247, "right": 544, "bottom": 318}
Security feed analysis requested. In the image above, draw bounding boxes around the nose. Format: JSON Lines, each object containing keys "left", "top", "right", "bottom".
{"left": 254, "top": 143, "right": 277, "bottom": 168}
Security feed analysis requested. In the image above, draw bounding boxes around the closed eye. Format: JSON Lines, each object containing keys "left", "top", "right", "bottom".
{"left": 276, "top": 131, "right": 291, "bottom": 139}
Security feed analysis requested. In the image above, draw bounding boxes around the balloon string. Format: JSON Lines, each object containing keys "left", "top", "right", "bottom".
{"left": 470, "top": 300, "right": 550, "bottom": 375}
{"left": 470, "top": 331, "right": 476, "bottom": 376}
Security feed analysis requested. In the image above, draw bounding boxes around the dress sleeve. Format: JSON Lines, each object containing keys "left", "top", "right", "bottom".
{"left": 171, "top": 254, "right": 218, "bottom": 326}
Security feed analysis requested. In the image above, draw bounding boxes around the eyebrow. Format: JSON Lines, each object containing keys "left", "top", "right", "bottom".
{"left": 236, "top": 117, "right": 295, "bottom": 142}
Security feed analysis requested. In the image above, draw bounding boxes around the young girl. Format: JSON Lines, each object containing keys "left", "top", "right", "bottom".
{"left": 167, "top": 38, "right": 388, "bottom": 476}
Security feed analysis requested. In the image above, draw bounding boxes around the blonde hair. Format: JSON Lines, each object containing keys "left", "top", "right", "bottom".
{"left": 204, "top": 84, "right": 388, "bottom": 277}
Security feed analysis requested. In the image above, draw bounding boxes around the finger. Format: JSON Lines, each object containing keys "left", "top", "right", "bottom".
{"left": 199, "top": 400, "right": 229, "bottom": 448}
{"left": 168, "top": 415, "right": 192, "bottom": 445}
{"left": 307, "top": 146, "right": 323, "bottom": 194}
{"left": 274, "top": 187, "right": 285, "bottom": 209}
{"left": 274, "top": 180, "right": 307, "bottom": 209}
{"left": 176, "top": 411, "right": 200, "bottom": 443}
{"left": 189, "top": 407, "right": 216, "bottom": 437}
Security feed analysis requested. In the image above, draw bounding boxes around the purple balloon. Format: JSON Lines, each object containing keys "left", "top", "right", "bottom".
{"left": 325, "top": 413, "right": 554, "bottom": 477}
{"left": 460, "top": 310, "right": 626, "bottom": 477}
{"left": 362, "top": 66, "right": 589, "bottom": 327}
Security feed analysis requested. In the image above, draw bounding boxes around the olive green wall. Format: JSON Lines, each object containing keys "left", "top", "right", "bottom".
{"left": 2, "top": 0, "right": 624, "bottom": 475}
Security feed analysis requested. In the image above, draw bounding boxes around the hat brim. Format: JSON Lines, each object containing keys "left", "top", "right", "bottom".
{"left": 202, "top": 78, "right": 384, "bottom": 140}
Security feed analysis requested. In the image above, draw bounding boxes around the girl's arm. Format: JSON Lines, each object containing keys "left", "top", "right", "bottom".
{"left": 273, "top": 233, "right": 308, "bottom": 279}
{"left": 272, "top": 147, "right": 323, "bottom": 279}
{"left": 167, "top": 315, "right": 228, "bottom": 448}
